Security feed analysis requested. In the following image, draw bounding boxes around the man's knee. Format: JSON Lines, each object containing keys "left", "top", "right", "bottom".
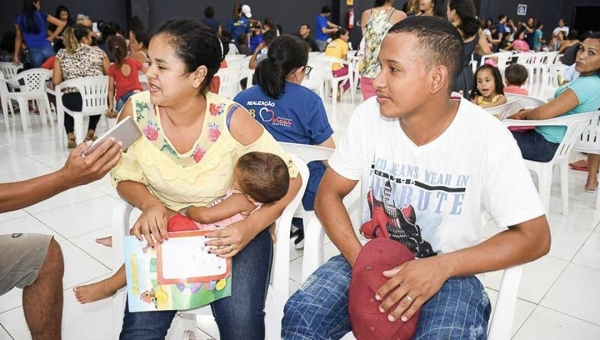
{"left": 38, "top": 239, "right": 64, "bottom": 279}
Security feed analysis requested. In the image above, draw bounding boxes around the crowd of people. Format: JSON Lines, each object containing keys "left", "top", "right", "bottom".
{"left": 1, "top": 0, "right": 600, "bottom": 339}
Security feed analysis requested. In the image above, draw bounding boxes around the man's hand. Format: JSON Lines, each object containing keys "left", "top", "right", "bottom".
{"left": 376, "top": 256, "right": 450, "bottom": 322}
{"left": 60, "top": 138, "right": 122, "bottom": 187}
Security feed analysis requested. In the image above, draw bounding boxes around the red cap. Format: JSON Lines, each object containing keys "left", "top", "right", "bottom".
{"left": 349, "top": 238, "right": 419, "bottom": 340}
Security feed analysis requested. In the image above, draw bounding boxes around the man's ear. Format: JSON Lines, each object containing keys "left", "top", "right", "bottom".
{"left": 430, "top": 65, "right": 450, "bottom": 95}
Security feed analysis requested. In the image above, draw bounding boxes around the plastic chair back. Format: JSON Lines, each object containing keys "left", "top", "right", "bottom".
{"left": 574, "top": 112, "right": 600, "bottom": 155}
{"left": 14, "top": 68, "right": 51, "bottom": 93}
{"left": 56, "top": 76, "right": 109, "bottom": 115}
{"left": 0, "top": 62, "right": 22, "bottom": 82}
{"left": 484, "top": 98, "right": 521, "bottom": 121}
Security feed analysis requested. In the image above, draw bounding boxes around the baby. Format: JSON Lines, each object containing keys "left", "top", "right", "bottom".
{"left": 74, "top": 151, "right": 290, "bottom": 304}
{"left": 503, "top": 64, "right": 529, "bottom": 96}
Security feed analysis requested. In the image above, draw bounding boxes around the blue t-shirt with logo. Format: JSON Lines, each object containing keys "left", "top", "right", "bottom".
{"left": 316, "top": 15, "right": 329, "bottom": 41}
{"left": 15, "top": 10, "right": 50, "bottom": 49}
{"left": 234, "top": 82, "right": 334, "bottom": 210}
{"left": 227, "top": 17, "right": 250, "bottom": 40}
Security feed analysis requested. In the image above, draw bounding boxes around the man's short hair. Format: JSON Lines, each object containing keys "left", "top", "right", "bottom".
{"left": 301, "top": 23, "right": 311, "bottom": 30}
{"left": 498, "top": 14, "right": 507, "bottom": 21}
{"left": 505, "top": 64, "right": 529, "bottom": 86}
{"left": 387, "top": 16, "right": 463, "bottom": 94}
{"left": 321, "top": 6, "right": 331, "bottom": 14}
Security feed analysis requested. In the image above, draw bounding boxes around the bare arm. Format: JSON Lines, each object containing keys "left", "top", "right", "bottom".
{"left": 0, "top": 140, "right": 121, "bottom": 213}
{"left": 248, "top": 42, "right": 265, "bottom": 69}
{"left": 102, "top": 55, "right": 110, "bottom": 75}
{"left": 52, "top": 57, "right": 63, "bottom": 85}
{"left": 475, "top": 29, "right": 492, "bottom": 55}
{"left": 361, "top": 10, "right": 371, "bottom": 36}
{"left": 46, "top": 15, "right": 66, "bottom": 41}
{"left": 187, "top": 194, "right": 255, "bottom": 224}
{"left": 522, "top": 89, "right": 579, "bottom": 120}
{"left": 315, "top": 168, "right": 362, "bottom": 266}
{"left": 13, "top": 24, "right": 22, "bottom": 65}
{"left": 108, "top": 75, "right": 116, "bottom": 111}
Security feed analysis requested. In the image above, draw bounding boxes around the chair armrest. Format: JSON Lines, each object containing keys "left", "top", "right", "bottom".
{"left": 112, "top": 200, "right": 135, "bottom": 271}
{"left": 503, "top": 118, "right": 566, "bottom": 128}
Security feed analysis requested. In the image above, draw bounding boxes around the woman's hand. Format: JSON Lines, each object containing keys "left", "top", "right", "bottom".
{"left": 205, "top": 219, "right": 259, "bottom": 258}
{"left": 131, "top": 202, "right": 169, "bottom": 247}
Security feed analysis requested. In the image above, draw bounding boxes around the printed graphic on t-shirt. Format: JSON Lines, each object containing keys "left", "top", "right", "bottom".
{"left": 360, "top": 157, "right": 470, "bottom": 258}
{"left": 246, "top": 100, "right": 293, "bottom": 128}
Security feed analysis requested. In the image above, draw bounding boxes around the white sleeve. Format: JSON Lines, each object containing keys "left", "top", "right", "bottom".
{"left": 328, "top": 100, "right": 373, "bottom": 181}
{"left": 482, "top": 127, "right": 545, "bottom": 228}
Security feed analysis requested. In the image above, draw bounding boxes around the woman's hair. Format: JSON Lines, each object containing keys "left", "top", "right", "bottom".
{"left": 156, "top": 19, "right": 223, "bottom": 95}
{"left": 255, "top": 35, "right": 309, "bottom": 98}
{"left": 448, "top": 0, "right": 481, "bottom": 39}
{"left": 374, "top": 0, "right": 391, "bottom": 7}
{"left": 264, "top": 17, "right": 276, "bottom": 31}
{"left": 431, "top": 0, "right": 447, "bottom": 18}
{"left": 107, "top": 35, "right": 127, "bottom": 67}
{"left": 128, "top": 16, "right": 145, "bottom": 34}
{"left": 484, "top": 19, "right": 493, "bottom": 29}
{"left": 204, "top": 6, "right": 215, "bottom": 19}
{"left": 0, "top": 31, "right": 16, "bottom": 53}
{"left": 236, "top": 152, "right": 290, "bottom": 205}
{"left": 232, "top": 4, "right": 242, "bottom": 20}
{"left": 134, "top": 30, "right": 153, "bottom": 48}
{"left": 63, "top": 24, "right": 90, "bottom": 54}
{"left": 48, "top": 5, "right": 73, "bottom": 31}
{"left": 471, "top": 64, "right": 504, "bottom": 96}
{"left": 516, "top": 29, "right": 526, "bottom": 39}
{"left": 583, "top": 32, "right": 600, "bottom": 75}
{"left": 505, "top": 64, "right": 528, "bottom": 86}
{"left": 19, "top": 0, "right": 42, "bottom": 34}
{"left": 557, "top": 31, "right": 566, "bottom": 40}
{"left": 98, "top": 21, "right": 117, "bottom": 41}
{"left": 332, "top": 27, "right": 348, "bottom": 40}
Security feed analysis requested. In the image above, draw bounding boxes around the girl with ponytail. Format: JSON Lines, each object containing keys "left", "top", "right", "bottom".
{"left": 53, "top": 24, "right": 109, "bottom": 148}
{"left": 13, "top": 0, "right": 65, "bottom": 67}
{"left": 234, "top": 34, "right": 336, "bottom": 247}
{"left": 106, "top": 35, "right": 144, "bottom": 119}
{"left": 446, "top": 0, "right": 492, "bottom": 98}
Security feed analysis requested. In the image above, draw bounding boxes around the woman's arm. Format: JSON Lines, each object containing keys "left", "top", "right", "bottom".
{"left": 102, "top": 55, "right": 110, "bottom": 75}
{"left": 476, "top": 29, "right": 492, "bottom": 55}
{"left": 521, "top": 88, "right": 579, "bottom": 120}
{"left": 390, "top": 10, "right": 407, "bottom": 25}
{"left": 52, "top": 57, "right": 63, "bottom": 85}
{"left": 46, "top": 15, "right": 66, "bottom": 41}
{"left": 361, "top": 10, "right": 371, "bottom": 36}
{"left": 13, "top": 24, "right": 22, "bottom": 65}
{"left": 107, "top": 75, "right": 115, "bottom": 113}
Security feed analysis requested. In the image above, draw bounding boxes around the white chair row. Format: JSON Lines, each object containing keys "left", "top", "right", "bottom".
{"left": 574, "top": 113, "right": 600, "bottom": 210}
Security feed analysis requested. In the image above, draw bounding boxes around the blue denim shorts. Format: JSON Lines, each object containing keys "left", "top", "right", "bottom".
{"left": 282, "top": 255, "right": 491, "bottom": 340}
{"left": 115, "top": 90, "right": 139, "bottom": 113}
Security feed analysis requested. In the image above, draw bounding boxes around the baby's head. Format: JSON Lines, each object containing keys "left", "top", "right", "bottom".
{"left": 472, "top": 64, "right": 504, "bottom": 97}
{"left": 505, "top": 64, "right": 529, "bottom": 87}
{"left": 234, "top": 152, "right": 290, "bottom": 205}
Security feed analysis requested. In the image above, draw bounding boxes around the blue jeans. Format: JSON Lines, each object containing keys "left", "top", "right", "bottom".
{"left": 116, "top": 90, "right": 138, "bottom": 112}
{"left": 282, "top": 255, "right": 491, "bottom": 340}
{"left": 27, "top": 44, "right": 54, "bottom": 68}
{"left": 120, "top": 228, "right": 273, "bottom": 340}
{"left": 511, "top": 130, "right": 560, "bottom": 162}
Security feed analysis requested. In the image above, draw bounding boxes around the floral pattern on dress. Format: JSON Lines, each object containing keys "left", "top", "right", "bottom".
{"left": 160, "top": 141, "right": 178, "bottom": 156}
{"left": 360, "top": 10, "right": 394, "bottom": 79}
{"left": 208, "top": 123, "right": 221, "bottom": 142}
{"left": 143, "top": 121, "right": 159, "bottom": 141}
{"left": 135, "top": 102, "right": 151, "bottom": 122}
{"left": 209, "top": 103, "right": 226, "bottom": 116}
{"left": 192, "top": 146, "right": 206, "bottom": 163}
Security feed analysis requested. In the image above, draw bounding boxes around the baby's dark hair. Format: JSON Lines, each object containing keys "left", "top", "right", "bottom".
{"left": 505, "top": 64, "right": 528, "bottom": 86}
{"left": 236, "top": 152, "right": 290, "bottom": 204}
{"left": 471, "top": 64, "right": 504, "bottom": 96}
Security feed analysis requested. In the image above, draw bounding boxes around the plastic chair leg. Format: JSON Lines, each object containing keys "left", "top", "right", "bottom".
{"left": 559, "top": 162, "right": 569, "bottom": 215}
{"left": 16, "top": 97, "right": 29, "bottom": 131}
{"left": 537, "top": 165, "right": 553, "bottom": 214}
{"left": 73, "top": 114, "right": 84, "bottom": 144}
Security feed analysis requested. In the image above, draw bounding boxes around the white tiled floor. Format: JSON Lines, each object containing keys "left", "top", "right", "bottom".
{"left": 1, "top": 94, "right": 600, "bottom": 339}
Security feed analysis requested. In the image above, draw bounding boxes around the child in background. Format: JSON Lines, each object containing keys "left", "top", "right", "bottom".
{"left": 512, "top": 30, "right": 530, "bottom": 52}
{"left": 106, "top": 35, "right": 144, "bottom": 118}
{"left": 325, "top": 28, "right": 351, "bottom": 101}
{"left": 73, "top": 152, "right": 290, "bottom": 304}
{"left": 504, "top": 64, "right": 529, "bottom": 95}
{"left": 470, "top": 64, "right": 507, "bottom": 108}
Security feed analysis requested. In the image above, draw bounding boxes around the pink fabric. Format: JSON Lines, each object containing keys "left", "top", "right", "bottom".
{"left": 504, "top": 86, "right": 529, "bottom": 95}
{"left": 512, "top": 39, "right": 530, "bottom": 51}
{"left": 332, "top": 66, "right": 350, "bottom": 93}
{"left": 360, "top": 76, "right": 376, "bottom": 100}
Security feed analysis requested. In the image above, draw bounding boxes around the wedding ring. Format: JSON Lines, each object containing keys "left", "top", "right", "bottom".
{"left": 406, "top": 295, "right": 413, "bottom": 302}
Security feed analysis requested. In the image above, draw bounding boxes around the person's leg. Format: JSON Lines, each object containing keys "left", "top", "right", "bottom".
{"left": 86, "top": 115, "right": 102, "bottom": 140}
{"left": 0, "top": 234, "right": 63, "bottom": 340}
{"left": 360, "top": 76, "right": 376, "bottom": 100}
{"left": 120, "top": 300, "right": 177, "bottom": 340}
{"left": 282, "top": 255, "right": 353, "bottom": 340}
{"left": 73, "top": 265, "right": 126, "bottom": 303}
{"left": 586, "top": 154, "right": 600, "bottom": 191}
{"left": 511, "top": 130, "right": 559, "bottom": 162}
{"left": 62, "top": 93, "right": 82, "bottom": 147}
{"left": 210, "top": 228, "right": 272, "bottom": 340}
{"left": 414, "top": 276, "right": 491, "bottom": 340}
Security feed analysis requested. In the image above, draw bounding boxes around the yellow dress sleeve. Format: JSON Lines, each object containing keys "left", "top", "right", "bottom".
{"left": 110, "top": 140, "right": 149, "bottom": 186}
{"left": 235, "top": 128, "right": 300, "bottom": 179}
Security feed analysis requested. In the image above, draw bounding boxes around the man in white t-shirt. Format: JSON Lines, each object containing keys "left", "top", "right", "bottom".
{"left": 282, "top": 16, "right": 550, "bottom": 339}
{"left": 553, "top": 18, "right": 569, "bottom": 37}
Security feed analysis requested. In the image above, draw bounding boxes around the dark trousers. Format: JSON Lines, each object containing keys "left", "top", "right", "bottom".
{"left": 62, "top": 93, "right": 101, "bottom": 134}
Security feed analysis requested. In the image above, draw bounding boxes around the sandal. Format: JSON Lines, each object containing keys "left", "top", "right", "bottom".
{"left": 67, "top": 139, "right": 76, "bottom": 149}
{"left": 569, "top": 159, "right": 589, "bottom": 171}
{"left": 585, "top": 183, "right": 598, "bottom": 193}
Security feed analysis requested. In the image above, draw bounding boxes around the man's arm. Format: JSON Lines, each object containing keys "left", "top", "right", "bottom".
{"left": 314, "top": 167, "right": 362, "bottom": 267}
{"left": 0, "top": 140, "right": 122, "bottom": 213}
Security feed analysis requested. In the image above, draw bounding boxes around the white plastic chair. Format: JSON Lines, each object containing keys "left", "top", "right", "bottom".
{"left": 0, "top": 62, "right": 23, "bottom": 86}
{"left": 215, "top": 68, "right": 240, "bottom": 99}
{"left": 505, "top": 94, "right": 546, "bottom": 110}
{"left": 304, "top": 56, "right": 328, "bottom": 99}
{"left": 484, "top": 97, "right": 521, "bottom": 121}
{"left": 0, "top": 68, "right": 53, "bottom": 131}
{"left": 54, "top": 76, "right": 109, "bottom": 144}
{"left": 574, "top": 113, "right": 600, "bottom": 210}
{"left": 480, "top": 52, "right": 513, "bottom": 76}
{"left": 504, "top": 111, "right": 600, "bottom": 214}
{"left": 111, "top": 155, "right": 309, "bottom": 340}
{"left": 0, "top": 72, "right": 14, "bottom": 130}
{"left": 322, "top": 56, "right": 354, "bottom": 105}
